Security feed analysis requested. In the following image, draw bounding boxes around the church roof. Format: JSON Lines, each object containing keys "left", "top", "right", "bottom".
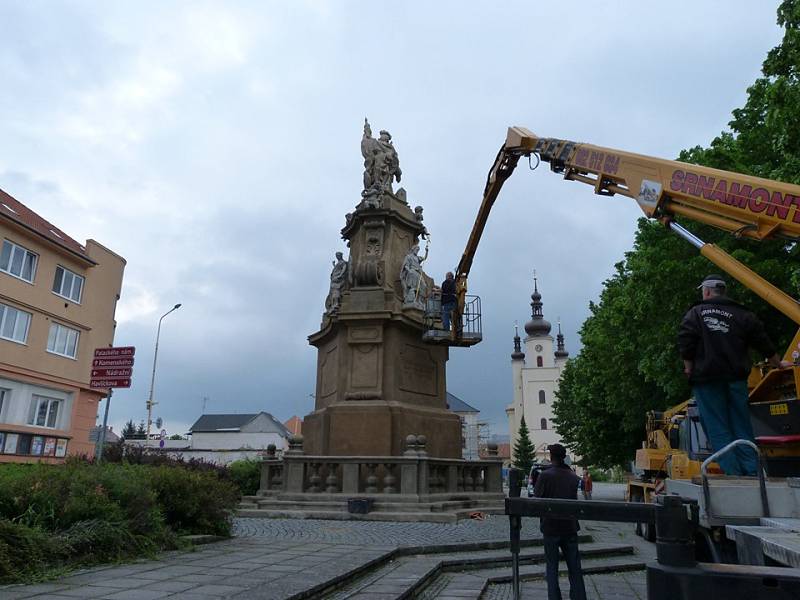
{"left": 524, "top": 275, "right": 551, "bottom": 337}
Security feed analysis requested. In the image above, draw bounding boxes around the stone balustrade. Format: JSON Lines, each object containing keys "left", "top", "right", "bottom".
{"left": 259, "top": 435, "right": 503, "bottom": 497}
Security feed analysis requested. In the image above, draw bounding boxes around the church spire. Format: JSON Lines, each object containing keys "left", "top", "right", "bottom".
{"left": 524, "top": 270, "right": 552, "bottom": 337}
{"left": 555, "top": 319, "right": 569, "bottom": 358}
{"left": 512, "top": 322, "right": 525, "bottom": 360}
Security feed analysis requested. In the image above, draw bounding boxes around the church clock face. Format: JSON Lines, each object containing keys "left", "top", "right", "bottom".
{"left": 535, "top": 344, "right": 543, "bottom": 352}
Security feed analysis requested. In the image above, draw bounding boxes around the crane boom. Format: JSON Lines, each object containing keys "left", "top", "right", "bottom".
{"left": 452, "top": 127, "right": 800, "bottom": 338}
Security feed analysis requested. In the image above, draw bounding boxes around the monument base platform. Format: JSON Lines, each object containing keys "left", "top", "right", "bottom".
{"left": 243, "top": 440, "right": 505, "bottom": 523}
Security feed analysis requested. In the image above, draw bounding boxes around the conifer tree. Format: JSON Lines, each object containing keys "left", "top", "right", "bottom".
{"left": 512, "top": 415, "right": 535, "bottom": 476}
{"left": 121, "top": 419, "right": 136, "bottom": 440}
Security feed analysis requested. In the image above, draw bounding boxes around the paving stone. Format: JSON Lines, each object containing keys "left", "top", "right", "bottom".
{"left": 38, "top": 587, "right": 117, "bottom": 599}
{"left": 172, "top": 574, "right": 224, "bottom": 584}
{"left": 96, "top": 590, "right": 171, "bottom": 600}
{"left": 99, "top": 578, "right": 168, "bottom": 589}
{"left": 139, "top": 580, "right": 199, "bottom": 593}
{"left": 0, "top": 582, "right": 70, "bottom": 597}
{"left": 184, "top": 584, "right": 247, "bottom": 596}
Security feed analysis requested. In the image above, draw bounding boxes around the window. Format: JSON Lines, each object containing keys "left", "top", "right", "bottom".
{"left": 28, "top": 395, "right": 62, "bottom": 428}
{"left": 536, "top": 355, "right": 543, "bottom": 367}
{"left": 0, "top": 240, "right": 37, "bottom": 282}
{"left": 52, "top": 266, "right": 84, "bottom": 303}
{"left": 0, "top": 303, "right": 31, "bottom": 344}
{"left": 0, "top": 389, "right": 6, "bottom": 418}
{"left": 47, "top": 322, "right": 79, "bottom": 358}
{"left": 539, "top": 390, "right": 546, "bottom": 404}
{"left": 541, "top": 418, "right": 548, "bottom": 430}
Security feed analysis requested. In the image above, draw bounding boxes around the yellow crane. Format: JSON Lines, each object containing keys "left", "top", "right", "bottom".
{"left": 445, "top": 126, "right": 800, "bottom": 493}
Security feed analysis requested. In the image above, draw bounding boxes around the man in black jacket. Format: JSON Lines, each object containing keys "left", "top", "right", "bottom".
{"left": 440, "top": 271, "right": 456, "bottom": 331}
{"left": 678, "top": 274, "right": 791, "bottom": 475}
{"left": 534, "top": 444, "right": 586, "bottom": 600}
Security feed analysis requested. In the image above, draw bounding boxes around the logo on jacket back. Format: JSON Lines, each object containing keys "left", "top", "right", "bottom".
{"left": 701, "top": 308, "right": 732, "bottom": 333}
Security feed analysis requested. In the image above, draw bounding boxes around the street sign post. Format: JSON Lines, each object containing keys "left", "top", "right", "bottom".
{"left": 92, "top": 346, "right": 136, "bottom": 463}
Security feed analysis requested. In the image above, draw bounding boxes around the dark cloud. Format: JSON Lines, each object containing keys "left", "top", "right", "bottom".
{"left": 0, "top": 1, "right": 782, "bottom": 436}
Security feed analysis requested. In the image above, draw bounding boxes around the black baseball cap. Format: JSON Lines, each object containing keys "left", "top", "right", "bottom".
{"left": 698, "top": 274, "right": 727, "bottom": 290}
{"left": 547, "top": 443, "right": 567, "bottom": 459}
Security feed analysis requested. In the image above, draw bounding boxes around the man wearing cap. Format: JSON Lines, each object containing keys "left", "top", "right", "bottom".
{"left": 679, "top": 274, "right": 791, "bottom": 475}
{"left": 534, "top": 443, "right": 586, "bottom": 600}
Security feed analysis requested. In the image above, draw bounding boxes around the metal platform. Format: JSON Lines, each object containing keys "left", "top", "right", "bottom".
{"left": 666, "top": 476, "right": 800, "bottom": 527}
{"left": 421, "top": 328, "right": 482, "bottom": 347}
{"left": 422, "top": 294, "right": 482, "bottom": 347}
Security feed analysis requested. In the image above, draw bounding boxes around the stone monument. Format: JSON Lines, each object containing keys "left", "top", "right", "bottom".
{"left": 303, "top": 120, "right": 462, "bottom": 458}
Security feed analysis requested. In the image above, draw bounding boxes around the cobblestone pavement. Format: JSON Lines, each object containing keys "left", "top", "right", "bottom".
{"left": 483, "top": 571, "right": 647, "bottom": 600}
{"left": 232, "top": 514, "right": 544, "bottom": 545}
{"left": 2, "top": 497, "right": 654, "bottom": 600}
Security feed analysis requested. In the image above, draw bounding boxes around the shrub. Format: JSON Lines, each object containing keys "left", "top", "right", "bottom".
{"left": 0, "top": 519, "right": 55, "bottom": 583}
{"left": 229, "top": 459, "right": 261, "bottom": 496}
{"left": 0, "top": 460, "right": 240, "bottom": 583}
{"left": 148, "top": 465, "right": 240, "bottom": 537}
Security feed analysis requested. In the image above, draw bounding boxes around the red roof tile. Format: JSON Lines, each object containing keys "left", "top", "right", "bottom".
{"left": 284, "top": 416, "right": 303, "bottom": 436}
{"left": 0, "top": 187, "right": 93, "bottom": 263}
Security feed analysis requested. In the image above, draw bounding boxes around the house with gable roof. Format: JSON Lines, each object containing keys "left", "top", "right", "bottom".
{"left": 189, "top": 412, "right": 291, "bottom": 453}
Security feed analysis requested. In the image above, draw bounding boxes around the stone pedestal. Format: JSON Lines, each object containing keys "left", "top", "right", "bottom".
{"left": 304, "top": 195, "right": 462, "bottom": 458}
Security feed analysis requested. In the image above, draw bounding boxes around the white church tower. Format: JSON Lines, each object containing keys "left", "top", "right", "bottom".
{"left": 506, "top": 275, "right": 578, "bottom": 465}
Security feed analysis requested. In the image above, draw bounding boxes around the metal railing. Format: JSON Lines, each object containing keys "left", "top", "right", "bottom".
{"left": 424, "top": 292, "right": 482, "bottom": 342}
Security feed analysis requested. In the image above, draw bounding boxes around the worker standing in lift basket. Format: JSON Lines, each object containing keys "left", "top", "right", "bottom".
{"left": 440, "top": 271, "right": 456, "bottom": 331}
{"left": 678, "top": 274, "right": 792, "bottom": 476}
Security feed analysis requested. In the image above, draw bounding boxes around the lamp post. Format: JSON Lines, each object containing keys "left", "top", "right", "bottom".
{"left": 146, "top": 303, "right": 181, "bottom": 444}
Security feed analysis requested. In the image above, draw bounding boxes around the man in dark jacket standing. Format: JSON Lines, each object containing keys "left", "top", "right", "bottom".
{"left": 440, "top": 271, "right": 456, "bottom": 331}
{"left": 534, "top": 444, "right": 586, "bottom": 600}
{"left": 678, "top": 274, "right": 791, "bottom": 475}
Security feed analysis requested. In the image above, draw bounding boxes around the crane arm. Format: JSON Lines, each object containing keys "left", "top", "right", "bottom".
{"left": 451, "top": 127, "right": 800, "bottom": 340}
{"left": 506, "top": 127, "right": 800, "bottom": 241}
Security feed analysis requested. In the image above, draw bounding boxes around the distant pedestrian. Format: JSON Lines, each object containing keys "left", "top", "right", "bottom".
{"left": 582, "top": 472, "right": 593, "bottom": 500}
{"left": 534, "top": 444, "right": 587, "bottom": 600}
{"left": 440, "top": 271, "right": 456, "bottom": 331}
{"left": 678, "top": 274, "right": 791, "bottom": 476}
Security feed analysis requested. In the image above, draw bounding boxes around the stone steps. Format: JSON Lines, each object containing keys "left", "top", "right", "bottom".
{"left": 237, "top": 495, "right": 504, "bottom": 522}
{"left": 237, "top": 508, "right": 474, "bottom": 523}
{"left": 240, "top": 498, "right": 503, "bottom": 512}
{"left": 310, "top": 539, "right": 643, "bottom": 599}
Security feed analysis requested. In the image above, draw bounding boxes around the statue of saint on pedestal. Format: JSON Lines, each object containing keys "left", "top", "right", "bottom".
{"left": 325, "top": 252, "right": 350, "bottom": 314}
{"left": 400, "top": 244, "right": 429, "bottom": 308}
{"left": 361, "top": 119, "right": 402, "bottom": 203}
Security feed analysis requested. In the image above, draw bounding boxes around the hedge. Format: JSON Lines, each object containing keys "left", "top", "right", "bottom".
{"left": 0, "top": 459, "right": 240, "bottom": 583}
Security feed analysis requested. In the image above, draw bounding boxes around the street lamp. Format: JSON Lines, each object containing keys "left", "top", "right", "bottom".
{"left": 146, "top": 303, "right": 182, "bottom": 444}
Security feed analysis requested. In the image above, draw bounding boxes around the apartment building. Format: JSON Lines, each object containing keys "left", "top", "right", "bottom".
{"left": 0, "top": 188, "right": 125, "bottom": 463}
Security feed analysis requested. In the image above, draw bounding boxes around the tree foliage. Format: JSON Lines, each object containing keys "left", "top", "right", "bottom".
{"left": 512, "top": 416, "right": 535, "bottom": 475}
{"left": 553, "top": 1, "right": 800, "bottom": 467}
{"left": 121, "top": 420, "right": 136, "bottom": 440}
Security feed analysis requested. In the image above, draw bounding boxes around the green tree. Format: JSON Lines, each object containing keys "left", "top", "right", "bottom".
{"left": 512, "top": 416, "right": 535, "bottom": 476}
{"left": 553, "top": 1, "right": 800, "bottom": 467}
{"left": 121, "top": 420, "right": 136, "bottom": 440}
{"left": 135, "top": 421, "right": 146, "bottom": 438}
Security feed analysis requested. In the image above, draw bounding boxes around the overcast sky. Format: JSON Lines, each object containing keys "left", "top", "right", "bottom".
{"left": 0, "top": 1, "right": 783, "bottom": 438}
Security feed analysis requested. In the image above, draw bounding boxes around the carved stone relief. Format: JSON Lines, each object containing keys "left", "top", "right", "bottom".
{"left": 354, "top": 223, "right": 384, "bottom": 286}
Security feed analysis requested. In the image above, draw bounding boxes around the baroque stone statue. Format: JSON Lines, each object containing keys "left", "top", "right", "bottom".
{"left": 325, "top": 251, "right": 349, "bottom": 314}
{"left": 400, "top": 243, "right": 429, "bottom": 308}
{"left": 361, "top": 119, "right": 402, "bottom": 201}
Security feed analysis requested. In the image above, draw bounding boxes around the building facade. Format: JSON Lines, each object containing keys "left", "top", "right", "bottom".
{"left": 506, "top": 277, "right": 579, "bottom": 466}
{"left": 0, "top": 188, "right": 125, "bottom": 463}
{"left": 446, "top": 392, "right": 482, "bottom": 461}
